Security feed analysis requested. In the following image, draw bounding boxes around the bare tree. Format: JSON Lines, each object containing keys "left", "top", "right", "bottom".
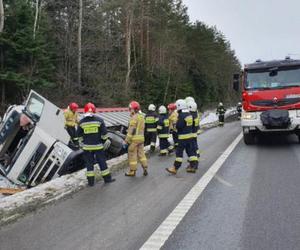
{"left": 78, "top": 0, "right": 83, "bottom": 86}
{"left": 125, "top": 3, "right": 133, "bottom": 94}
{"left": 33, "top": 0, "right": 39, "bottom": 39}
{"left": 0, "top": 0, "right": 4, "bottom": 33}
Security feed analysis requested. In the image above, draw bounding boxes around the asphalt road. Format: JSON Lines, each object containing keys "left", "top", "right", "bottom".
{"left": 1, "top": 122, "right": 300, "bottom": 250}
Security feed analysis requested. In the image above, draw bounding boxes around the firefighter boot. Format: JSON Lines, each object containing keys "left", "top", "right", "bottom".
{"left": 166, "top": 166, "right": 177, "bottom": 175}
{"left": 150, "top": 145, "right": 156, "bottom": 152}
{"left": 186, "top": 166, "right": 196, "bottom": 173}
{"left": 143, "top": 167, "right": 148, "bottom": 176}
{"left": 125, "top": 170, "right": 136, "bottom": 177}
{"left": 103, "top": 174, "right": 116, "bottom": 184}
{"left": 87, "top": 176, "right": 95, "bottom": 186}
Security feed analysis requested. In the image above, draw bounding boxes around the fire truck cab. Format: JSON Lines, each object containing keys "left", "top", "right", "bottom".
{"left": 234, "top": 58, "right": 300, "bottom": 144}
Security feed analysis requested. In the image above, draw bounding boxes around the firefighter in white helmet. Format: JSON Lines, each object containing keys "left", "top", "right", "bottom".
{"left": 166, "top": 99, "right": 198, "bottom": 174}
{"left": 144, "top": 104, "right": 159, "bottom": 152}
{"left": 157, "top": 105, "right": 173, "bottom": 156}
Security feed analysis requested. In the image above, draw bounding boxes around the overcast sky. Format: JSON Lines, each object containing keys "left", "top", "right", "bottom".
{"left": 182, "top": 0, "right": 300, "bottom": 65}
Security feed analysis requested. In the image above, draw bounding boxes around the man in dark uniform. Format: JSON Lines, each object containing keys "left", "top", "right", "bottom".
{"left": 166, "top": 99, "right": 198, "bottom": 174}
{"left": 77, "top": 102, "right": 115, "bottom": 186}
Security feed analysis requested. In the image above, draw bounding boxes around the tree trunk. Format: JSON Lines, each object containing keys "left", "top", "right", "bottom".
{"left": 0, "top": 45, "right": 4, "bottom": 107}
{"left": 140, "top": 0, "right": 144, "bottom": 59}
{"left": 125, "top": 5, "right": 133, "bottom": 94}
{"left": 0, "top": 0, "right": 4, "bottom": 33}
{"left": 33, "top": 0, "right": 39, "bottom": 39}
{"left": 163, "top": 62, "right": 172, "bottom": 104}
{"left": 78, "top": 0, "right": 83, "bottom": 87}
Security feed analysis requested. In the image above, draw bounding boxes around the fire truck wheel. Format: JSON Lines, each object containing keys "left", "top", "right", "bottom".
{"left": 243, "top": 132, "right": 255, "bottom": 145}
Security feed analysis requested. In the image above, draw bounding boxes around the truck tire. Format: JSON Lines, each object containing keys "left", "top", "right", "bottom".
{"left": 243, "top": 132, "right": 255, "bottom": 145}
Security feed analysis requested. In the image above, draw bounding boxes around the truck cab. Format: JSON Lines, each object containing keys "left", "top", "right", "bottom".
{"left": 236, "top": 58, "right": 300, "bottom": 144}
{"left": 0, "top": 91, "right": 82, "bottom": 187}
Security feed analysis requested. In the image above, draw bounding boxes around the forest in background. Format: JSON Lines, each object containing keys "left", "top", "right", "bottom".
{"left": 0, "top": 0, "right": 241, "bottom": 111}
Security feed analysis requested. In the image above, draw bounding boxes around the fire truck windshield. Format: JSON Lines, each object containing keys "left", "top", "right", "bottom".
{"left": 245, "top": 67, "right": 300, "bottom": 90}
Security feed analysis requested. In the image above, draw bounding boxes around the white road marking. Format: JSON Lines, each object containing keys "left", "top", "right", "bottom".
{"left": 214, "top": 175, "right": 234, "bottom": 187}
{"left": 140, "top": 132, "right": 243, "bottom": 250}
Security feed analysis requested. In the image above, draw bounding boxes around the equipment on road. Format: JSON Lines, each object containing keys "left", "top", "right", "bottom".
{"left": 233, "top": 57, "right": 300, "bottom": 144}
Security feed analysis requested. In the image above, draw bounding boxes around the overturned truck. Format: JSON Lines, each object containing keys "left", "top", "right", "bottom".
{"left": 0, "top": 90, "right": 129, "bottom": 188}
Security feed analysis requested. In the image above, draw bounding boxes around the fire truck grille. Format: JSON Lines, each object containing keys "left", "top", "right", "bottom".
{"left": 251, "top": 97, "right": 300, "bottom": 107}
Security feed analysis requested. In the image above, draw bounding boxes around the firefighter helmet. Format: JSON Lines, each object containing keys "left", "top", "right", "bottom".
{"left": 129, "top": 101, "right": 140, "bottom": 111}
{"left": 69, "top": 102, "right": 79, "bottom": 112}
{"left": 189, "top": 101, "right": 197, "bottom": 112}
{"left": 148, "top": 104, "right": 156, "bottom": 111}
{"left": 84, "top": 102, "right": 96, "bottom": 113}
{"left": 185, "top": 96, "right": 195, "bottom": 104}
{"left": 158, "top": 105, "right": 167, "bottom": 114}
{"left": 167, "top": 103, "right": 176, "bottom": 111}
{"left": 176, "top": 99, "right": 188, "bottom": 111}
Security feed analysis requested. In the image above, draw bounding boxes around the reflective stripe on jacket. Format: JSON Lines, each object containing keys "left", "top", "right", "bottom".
{"left": 126, "top": 113, "right": 145, "bottom": 143}
{"left": 176, "top": 110, "right": 193, "bottom": 140}
{"left": 191, "top": 111, "right": 200, "bottom": 137}
{"left": 64, "top": 109, "right": 78, "bottom": 127}
{"left": 157, "top": 114, "right": 170, "bottom": 138}
{"left": 145, "top": 111, "right": 159, "bottom": 132}
{"left": 77, "top": 114, "right": 108, "bottom": 151}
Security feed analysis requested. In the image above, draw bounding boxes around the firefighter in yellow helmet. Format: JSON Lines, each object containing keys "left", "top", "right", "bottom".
{"left": 168, "top": 103, "right": 178, "bottom": 148}
{"left": 64, "top": 102, "right": 79, "bottom": 146}
{"left": 124, "top": 101, "right": 148, "bottom": 177}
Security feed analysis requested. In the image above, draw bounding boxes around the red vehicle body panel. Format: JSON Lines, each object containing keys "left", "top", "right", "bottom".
{"left": 242, "top": 88, "right": 300, "bottom": 112}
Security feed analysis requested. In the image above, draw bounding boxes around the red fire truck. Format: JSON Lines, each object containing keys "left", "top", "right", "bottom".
{"left": 233, "top": 57, "right": 300, "bottom": 144}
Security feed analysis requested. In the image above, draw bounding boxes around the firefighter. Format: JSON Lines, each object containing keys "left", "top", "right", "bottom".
{"left": 157, "top": 105, "right": 173, "bottom": 156}
{"left": 216, "top": 102, "right": 226, "bottom": 126}
{"left": 188, "top": 101, "right": 200, "bottom": 160}
{"left": 168, "top": 103, "right": 178, "bottom": 148}
{"left": 145, "top": 104, "right": 159, "bottom": 152}
{"left": 124, "top": 101, "right": 148, "bottom": 177}
{"left": 166, "top": 99, "right": 198, "bottom": 174}
{"left": 77, "top": 103, "right": 115, "bottom": 186}
{"left": 64, "top": 102, "right": 79, "bottom": 145}
{"left": 237, "top": 102, "right": 242, "bottom": 119}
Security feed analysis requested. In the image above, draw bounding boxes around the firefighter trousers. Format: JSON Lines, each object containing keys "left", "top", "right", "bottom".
{"left": 172, "top": 131, "right": 179, "bottom": 147}
{"left": 128, "top": 142, "right": 148, "bottom": 171}
{"left": 219, "top": 114, "right": 225, "bottom": 124}
{"left": 159, "top": 137, "right": 172, "bottom": 154}
{"left": 192, "top": 137, "right": 200, "bottom": 159}
{"left": 145, "top": 131, "right": 157, "bottom": 147}
{"left": 174, "top": 139, "right": 198, "bottom": 169}
{"left": 83, "top": 150, "right": 112, "bottom": 183}
{"left": 66, "top": 126, "right": 78, "bottom": 142}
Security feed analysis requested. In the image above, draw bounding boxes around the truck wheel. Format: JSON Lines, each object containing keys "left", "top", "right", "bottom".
{"left": 243, "top": 132, "right": 255, "bottom": 145}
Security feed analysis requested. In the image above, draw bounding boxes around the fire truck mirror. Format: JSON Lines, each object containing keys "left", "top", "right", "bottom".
{"left": 233, "top": 73, "right": 240, "bottom": 91}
